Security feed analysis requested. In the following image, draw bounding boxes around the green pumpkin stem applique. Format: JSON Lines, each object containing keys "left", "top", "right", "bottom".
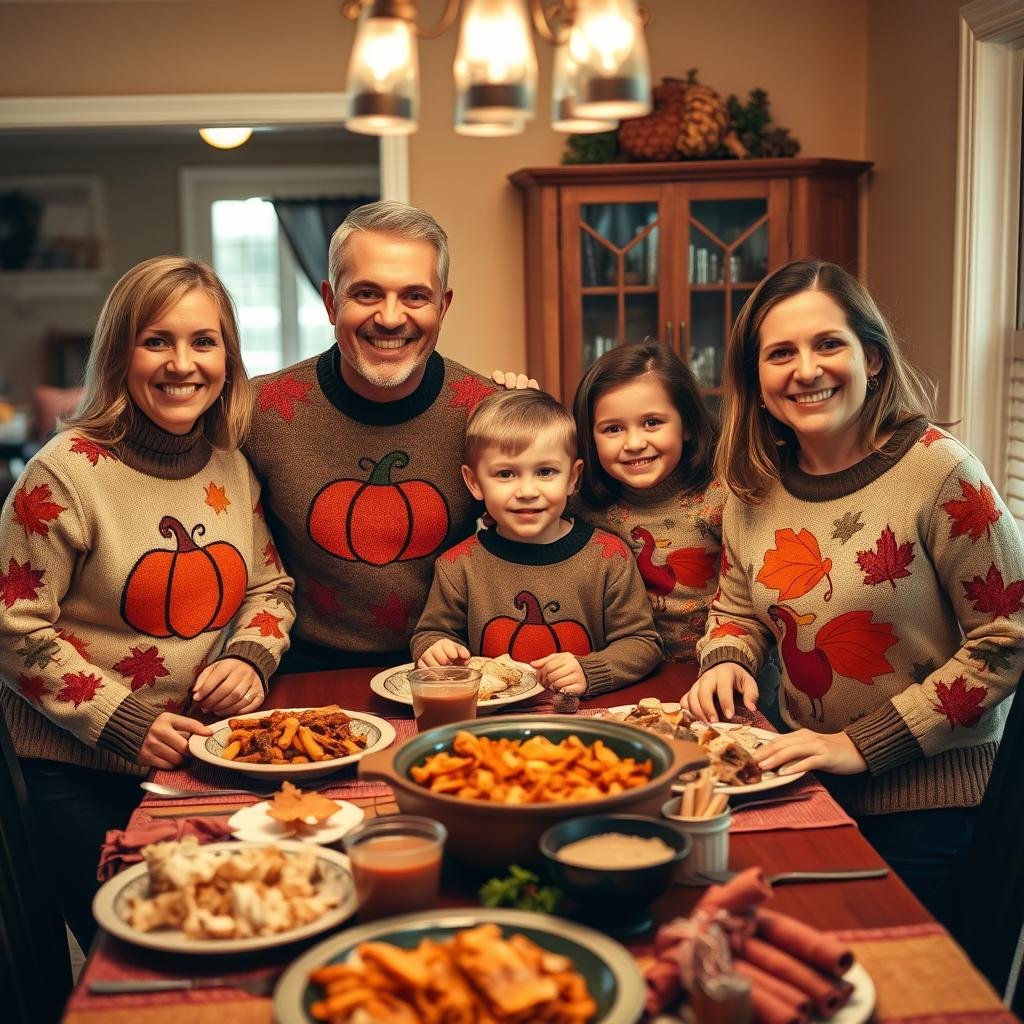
{"left": 308, "top": 451, "right": 450, "bottom": 566}
{"left": 121, "top": 516, "right": 248, "bottom": 639}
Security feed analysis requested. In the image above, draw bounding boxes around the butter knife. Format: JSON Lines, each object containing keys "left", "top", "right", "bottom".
{"left": 89, "top": 975, "right": 277, "bottom": 996}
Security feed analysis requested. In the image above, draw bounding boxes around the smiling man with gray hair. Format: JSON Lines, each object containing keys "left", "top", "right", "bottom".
{"left": 245, "top": 200, "right": 495, "bottom": 672}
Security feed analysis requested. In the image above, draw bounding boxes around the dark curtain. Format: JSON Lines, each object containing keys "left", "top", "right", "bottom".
{"left": 271, "top": 195, "right": 377, "bottom": 293}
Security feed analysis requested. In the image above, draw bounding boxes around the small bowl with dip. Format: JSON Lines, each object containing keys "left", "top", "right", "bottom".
{"left": 539, "top": 814, "right": 691, "bottom": 937}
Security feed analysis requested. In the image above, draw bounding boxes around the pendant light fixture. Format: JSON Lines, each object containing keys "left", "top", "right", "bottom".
{"left": 198, "top": 127, "right": 253, "bottom": 149}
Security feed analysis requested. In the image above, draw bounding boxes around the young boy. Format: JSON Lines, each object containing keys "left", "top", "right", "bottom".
{"left": 410, "top": 389, "right": 662, "bottom": 696}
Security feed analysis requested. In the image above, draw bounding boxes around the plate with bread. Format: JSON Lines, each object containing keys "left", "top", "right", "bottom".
{"left": 370, "top": 655, "right": 545, "bottom": 709}
{"left": 599, "top": 698, "right": 807, "bottom": 795}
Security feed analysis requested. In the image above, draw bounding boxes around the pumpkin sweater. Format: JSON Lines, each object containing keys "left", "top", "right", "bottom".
{"left": 410, "top": 517, "right": 663, "bottom": 695}
{"left": 696, "top": 419, "right": 1024, "bottom": 816}
{"left": 575, "top": 475, "right": 725, "bottom": 662}
{"left": 244, "top": 349, "right": 495, "bottom": 659}
{"left": 0, "top": 416, "right": 295, "bottom": 775}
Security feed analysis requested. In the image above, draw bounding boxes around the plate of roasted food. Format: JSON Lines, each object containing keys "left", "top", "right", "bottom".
{"left": 598, "top": 698, "right": 806, "bottom": 795}
{"left": 370, "top": 654, "right": 545, "bottom": 709}
{"left": 273, "top": 907, "right": 645, "bottom": 1024}
{"left": 189, "top": 705, "right": 396, "bottom": 781}
{"left": 92, "top": 838, "right": 357, "bottom": 955}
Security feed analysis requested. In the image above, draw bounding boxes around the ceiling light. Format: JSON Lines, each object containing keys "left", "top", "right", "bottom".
{"left": 198, "top": 127, "right": 253, "bottom": 149}
{"left": 341, "top": 0, "right": 651, "bottom": 136}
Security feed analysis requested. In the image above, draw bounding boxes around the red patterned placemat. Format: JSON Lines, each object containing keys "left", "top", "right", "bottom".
{"left": 728, "top": 776, "right": 855, "bottom": 832}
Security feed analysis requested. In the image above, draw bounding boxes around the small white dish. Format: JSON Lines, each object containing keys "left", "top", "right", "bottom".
{"left": 227, "top": 799, "right": 365, "bottom": 845}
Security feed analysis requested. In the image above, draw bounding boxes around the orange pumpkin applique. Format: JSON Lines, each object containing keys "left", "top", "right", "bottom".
{"left": 121, "top": 516, "right": 248, "bottom": 639}
{"left": 480, "top": 590, "right": 592, "bottom": 661}
{"left": 307, "top": 451, "right": 449, "bottom": 566}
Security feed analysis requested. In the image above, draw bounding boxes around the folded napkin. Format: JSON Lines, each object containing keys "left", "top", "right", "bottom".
{"left": 96, "top": 818, "right": 233, "bottom": 881}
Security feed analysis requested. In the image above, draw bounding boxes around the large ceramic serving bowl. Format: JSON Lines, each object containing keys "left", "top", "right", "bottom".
{"left": 358, "top": 715, "right": 708, "bottom": 867}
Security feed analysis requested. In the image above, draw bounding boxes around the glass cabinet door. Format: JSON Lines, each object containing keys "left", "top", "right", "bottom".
{"left": 560, "top": 185, "right": 671, "bottom": 400}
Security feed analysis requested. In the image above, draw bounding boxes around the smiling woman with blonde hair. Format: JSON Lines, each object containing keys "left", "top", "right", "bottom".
{"left": 0, "top": 255, "right": 294, "bottom": 949}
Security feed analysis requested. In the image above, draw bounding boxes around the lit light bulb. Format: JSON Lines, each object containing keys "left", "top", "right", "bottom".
{"left": 570, "top": 2, "right": 636, "bottom": 74}
{"left": 198, "top": 127, "right": 253, "bottom": 149}
{"left": 345, "top": 10, "right": 419, "bottom": 135}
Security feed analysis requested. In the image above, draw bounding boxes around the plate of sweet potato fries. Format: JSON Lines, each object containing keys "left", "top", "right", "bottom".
{"left": 189, "top": 705, "right": 397, "bottom": 781}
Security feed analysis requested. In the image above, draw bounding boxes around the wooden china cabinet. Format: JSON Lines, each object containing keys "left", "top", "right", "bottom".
{"left": 509, "top": 158, "right": 872, "bottom": 406}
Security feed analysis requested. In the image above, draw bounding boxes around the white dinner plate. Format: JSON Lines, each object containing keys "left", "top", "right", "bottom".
{"left": 92, "top": 840, "right": 357, "bottom": 955}
{"left": 273, "top": 907, "right": 645, "bottom": 1024}
{"left": 188, "top": 707, "right": 396, "bottom": 781}
{"left": 605, "top": 704, "right": 808, "bottom": 795}
{"left": 227, "top": 799, "right": 364, "bottom": 845}
{"left": 369, "top": 660, "right": 545, "bottom": 710}
{"left": 652, "top": 961, "right": 875, "bottom": 1024}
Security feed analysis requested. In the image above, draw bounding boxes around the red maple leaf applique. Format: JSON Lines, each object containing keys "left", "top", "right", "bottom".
{"left": 856, "top": 526, "right": 915, "bottom": 589}
{"left": 721, "top": 549, "right": 732, "bottom": 578}
{"left": 919, "top": 426, "right": 947, "bottom": 447}
{"left": 163, "top": 697, "right": 183, "bottom": 713}
{"left": 247, "top": 611, "right": 284, "bottom": 638}
{"left": 13, "top": 483, "right": 66, "bottom": 537}
{"left": 942, "top": 478, "right": 1002, "bottom": 542}
{"left": 16, "top": 672, "right": 49, "bottom": 704}
{"left": 57, "top": 629, "right": 91, "bottom": 660}
{"left": 448, "top": 375, "right": 495, "bottom": 412}
{"left": 204, "top": 482, "right": 231, "bottom": 515}
{"left": 440, "top": 535, "right": 480, "bottom": 563}
{"left": 932, "top": 675, "right": 987, "bottom": 729}
{"left": 69, "top": 436, "right": 117, "bottom": 466}
{"left": 264, "top": 541, "right": 283, "bottom": 571}
{"left": 307, "top": 579, "right": 343, "bottom": 616}
{"left": 258, "top": 374, "right": 313, "bottom": 424}
{"left": 963, "top": 564, "right": 1024, "bottom": 619}
{"left": 369, "top": 591, "right": 418, "bottom": 635}
{"left": 113, "top": 645, "right": 170, "bottom": 691}
{"left": 0, "top": 558, "right": 44, "bottom": 608}
{"left": 56, "top": 671, "right": 103, "bottom": 708}
{"left": 709, "top": 621, "right": 749, "bottom": 639}
{"left": 592, "top": 532, "right": 629, "bottom": 559}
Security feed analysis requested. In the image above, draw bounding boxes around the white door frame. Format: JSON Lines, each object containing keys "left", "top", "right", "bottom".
{"left": 950, "top": 0, "right": 1024, "bottom": 484}
{"left": 0, "top": 92, "right": 410, "bottom": 203}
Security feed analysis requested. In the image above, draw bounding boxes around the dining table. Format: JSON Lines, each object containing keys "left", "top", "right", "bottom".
{"left": 62, "top": 661, "right": 1019, "bottom": 1024}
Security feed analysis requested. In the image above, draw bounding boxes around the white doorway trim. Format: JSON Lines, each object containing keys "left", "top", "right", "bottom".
{"left": 950, "top": 0, "right": 1024, "bottom": 484}
{"left": 0, "top": 92, "right": 409, "bottom": 203}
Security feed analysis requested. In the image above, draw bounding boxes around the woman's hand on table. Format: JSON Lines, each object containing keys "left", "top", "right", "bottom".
{"left": 193, "top": 658, "right": 264, "bottom": 716}
{"left": 683, "top": 662, "right": 758, "bottom": 722}
{"left": 138, "top": 713, "right": 212, "bottom": 769}
{"left": 532, "top": 652, "right": 586, "bottom": 695}
{"left": 755, "top": 729, "right": 867, "bottom": 776}
{"left": 418, "top": 639, "right": 471, "bottom": 668}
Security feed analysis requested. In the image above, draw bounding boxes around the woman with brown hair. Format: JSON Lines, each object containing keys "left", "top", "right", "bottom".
{"left": 685, "top": 259, "right": 1024, "bottom": 921}
{"left": 0, "top": 256, "right": 294, "bottom": 947}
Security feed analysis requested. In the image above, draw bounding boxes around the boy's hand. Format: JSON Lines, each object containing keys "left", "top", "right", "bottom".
{"left": 531, "top": 652, "right": 586, "bottom": 695}
{"left": 417, "top": 639, "right": 471, "bottom": 668}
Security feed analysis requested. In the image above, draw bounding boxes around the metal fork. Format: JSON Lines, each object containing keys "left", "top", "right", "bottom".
{"left": 89, "top": 975, "right": 278, "bottom": 996}
{"left": 698, "top": 867, "right": 889, "bottom": 885}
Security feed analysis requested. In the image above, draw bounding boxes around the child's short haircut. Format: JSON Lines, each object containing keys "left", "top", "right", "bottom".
{"left": 465, "top": 389, "right": 577, "bottom": 467}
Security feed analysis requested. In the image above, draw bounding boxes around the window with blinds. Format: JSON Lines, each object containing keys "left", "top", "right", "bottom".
{"left": 1009, "top": 331, "right": 1024, "bottom": 533}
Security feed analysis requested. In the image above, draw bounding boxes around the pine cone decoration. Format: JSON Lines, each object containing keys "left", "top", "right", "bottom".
{"left": 618, "top": 113, "right": 680, "bottom": 161}
{"left": 676, "top": 83, "right": 730, "bottom": 158}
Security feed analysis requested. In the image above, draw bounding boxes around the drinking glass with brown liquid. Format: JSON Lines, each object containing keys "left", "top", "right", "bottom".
{"left": 408, "top": 666, "right": 481, "bottom": 731}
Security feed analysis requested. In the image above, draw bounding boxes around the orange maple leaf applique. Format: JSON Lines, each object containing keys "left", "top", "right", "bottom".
{"left": 113, "top": 645, "right": 171, "bottom": 691}
{"left": 69, "top": 436, "right": 117, "bottom": 466}
{"left": 247, "top": 611, "right": 284, "bottom": 638}
{"left": 440, "top": 535, "right": 480, "bottom": 563}
{"left": 449, "top": 375, "right": 495, "bottom": 412}
{"left": 856, "top": 526, "right": 915, "bottom": 589}
{"left": 709, "top": 621, "right": 749, "bottom": 639}
{"left": 369, "top": 592, "right": 418, "bottom": 635}
{"left": 306, "top": 579, "right": 343, "bottom": 616}
{"left": 264, "top": 541, "right": 283, "bottom": 571}
{"left": 963, "top": 564, "right": 1024, "bottom": 619}
{"left": 56, "top": 670, "right": 103, "bottom": 708}
{"left": 0, "top": 558, "right": 44, "bottom": 608}
{"left": 932, "top": 674, "right": 987, "bottom": 729}
{"left": 16, "top": 672, "right": 49, "bottom": 704}
{"left": 592, "top": 532, "right": 630, "bottom": 559}
{"left": 204, "top": 482, "right": 231, "bottom": 515}
{"left": 258, "top": 373, "right": 313, "bottom": 424}
{"left": 666, "top": 547, "right": 718, "bottom": 589}
{"left": 942, "top": 478, "right": 1002, "bottom": 543}
{"left": 13, "top": 483, "right": 66, "bottom": 537}
{"left": 919, "top": 426, "right": 947, "bottom": 447}
{"left": 756, "top": 528, "right": 834, "bottom": 601}
{"left": 815, "top": 610, "right": 898, "bottom": 685}
{"left": 57, "top": 629, "right": 91, "bottom": 660}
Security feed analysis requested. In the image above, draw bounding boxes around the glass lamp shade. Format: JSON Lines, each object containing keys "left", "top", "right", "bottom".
{"left": 551, "top": 44, "right": 617, "bottom": 134}
{"left": 454, "top": 90, "right": 525, "bottom": 135}
{"left": 198, "top": 127, "right": 253, "bottom": 149}
{"left": 567, "top": 0, "right": 652, "bottom": 120}
{"left": 345, "top": 11, "right": 419, "bottom": 135}
{"left": 454, "top": 0, "right": 537, "bottom": 124}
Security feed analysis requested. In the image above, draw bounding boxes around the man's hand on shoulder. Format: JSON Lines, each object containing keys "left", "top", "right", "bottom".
{"left": 491, "top": 370, "right": 539, "bottom": 391}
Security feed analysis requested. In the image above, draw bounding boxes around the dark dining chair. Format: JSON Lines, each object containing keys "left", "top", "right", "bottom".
{"left": 0, "top": 711, "right": 73, "bottom": 1024}
{"left": 951, "top": 686, "right": 1024, "bottom": 1008}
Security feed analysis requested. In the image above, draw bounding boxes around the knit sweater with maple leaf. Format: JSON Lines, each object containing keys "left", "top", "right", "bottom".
{"left": 410, "top": 518, "right": 663, "bottom": 695}
{"left": 244, "top": 349, "right": 495, "bottom": 659}
{"left": 0, "top": 416, "right": 295, "bottom": 775}
{"left": 696, "top": 418, "right": 1024, "bottom": 816}
{"left": 573, "top": 475, "right": 725, "bottom": 662}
